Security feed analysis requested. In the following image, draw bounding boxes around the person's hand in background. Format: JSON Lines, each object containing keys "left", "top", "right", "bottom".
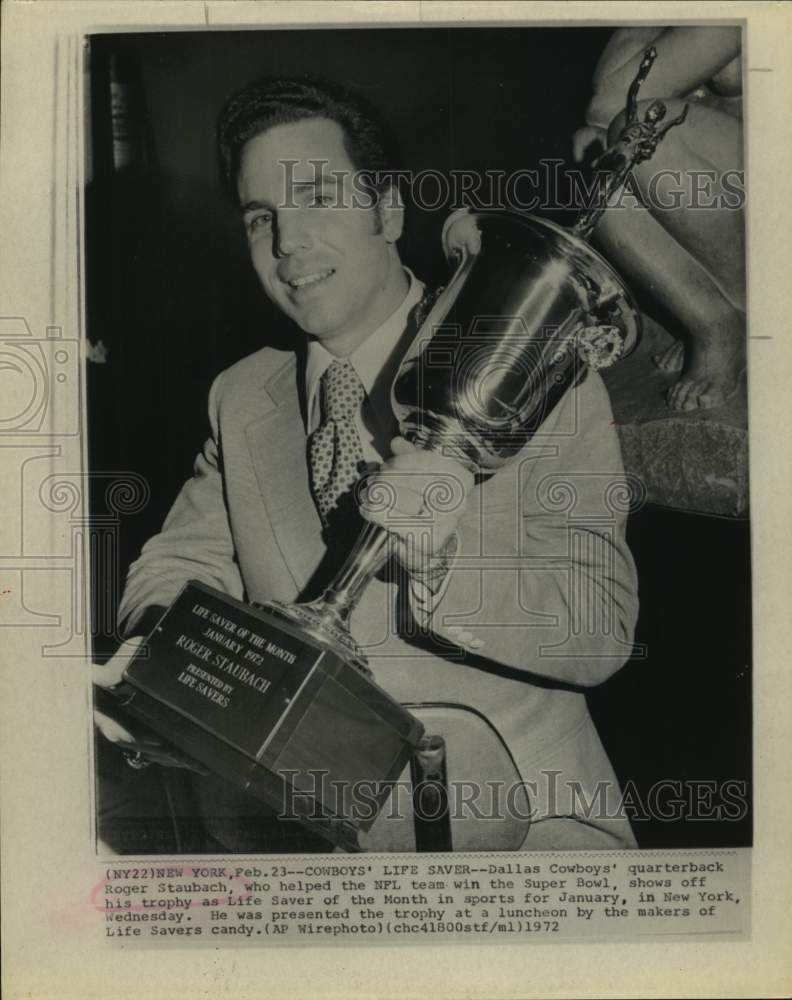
{"left": 572, "top": 124, "right": 608, "bottom": 163}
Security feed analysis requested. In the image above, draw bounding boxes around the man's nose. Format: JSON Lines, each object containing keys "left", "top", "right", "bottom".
{"left": 273, "top": 209, "right": 313, "bottom": 257}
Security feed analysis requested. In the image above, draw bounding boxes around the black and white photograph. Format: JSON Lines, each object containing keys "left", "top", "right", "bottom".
{"left": 86, "top": 24, "right": 751, "bottom": 859}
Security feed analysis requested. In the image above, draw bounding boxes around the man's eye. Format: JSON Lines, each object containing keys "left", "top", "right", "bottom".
{"left": 246, "top": 213, "right": 272, "bottom": 234}
{"left": 309, "top": 194, "right": 334, "bottom": 208}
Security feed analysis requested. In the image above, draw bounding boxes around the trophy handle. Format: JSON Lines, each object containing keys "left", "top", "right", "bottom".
{"left": 441, "top": 206, "right": 482, "bottom": 265}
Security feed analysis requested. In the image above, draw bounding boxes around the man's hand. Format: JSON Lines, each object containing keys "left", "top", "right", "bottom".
{"left": 359, "top": 437, "right": 474, "bottom": 579}
{"left": 92, "top": 635, "right": 145, "bottom": 690}
{"left": 93, "top": 637, "right": 207, "bottom": 773}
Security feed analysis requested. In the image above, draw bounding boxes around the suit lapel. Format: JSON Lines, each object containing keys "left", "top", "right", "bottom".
{"left": 241, "top": 291, "right": 443, "bottom": 599}
{"left": 244, "top": 352, "right": 326, "bottom": 596}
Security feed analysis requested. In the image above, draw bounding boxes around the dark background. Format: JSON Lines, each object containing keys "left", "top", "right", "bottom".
{"left": 86, "top": 27, "right": 751, "bottom": 851}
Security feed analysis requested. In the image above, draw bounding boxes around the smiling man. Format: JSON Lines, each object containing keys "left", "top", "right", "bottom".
{"left": 103, "top": 77, "right": 639, "bottom": 854}
{"left": 239, "top": 117, "right": 409, "bottom": 353}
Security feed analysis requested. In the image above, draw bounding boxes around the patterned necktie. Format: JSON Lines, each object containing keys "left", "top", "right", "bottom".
{"left": 309, "top": 359, "right": 367, "bottom": 528}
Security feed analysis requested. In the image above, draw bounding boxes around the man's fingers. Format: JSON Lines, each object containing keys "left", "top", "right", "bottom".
{"left": 389, "top": 435, "right": 417, "bottom": 456}
{"left": 359, "top": 440, "right": 473, "bottom": 571}
{"left": 94, "top": 707, "right": 207, "bottom": 773}
{"left": 381, "top": 441, "right": 475, "bottom": 493}
{"left": 360, "top": 476, "right": 424, "bottom": 517}
{"left": 93, "top": 708, "right": 164, "bottom": 748}
{"left": 94, "top": 709, "right": 138, "bottom": 746}
{"left": 92, "top": 636, "right": 145, "bottom": 689}
{"left": 361, "top": 466, "right": 472, "bottom": 522}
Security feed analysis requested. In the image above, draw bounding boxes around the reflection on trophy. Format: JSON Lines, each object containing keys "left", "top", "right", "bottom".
{"left": 116, "top": 49, "right": 686, "bottom": 851}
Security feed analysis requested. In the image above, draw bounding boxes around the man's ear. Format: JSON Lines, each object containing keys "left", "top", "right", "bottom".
{"left": 376, "top": 183, "right": 405, "bottom": 244}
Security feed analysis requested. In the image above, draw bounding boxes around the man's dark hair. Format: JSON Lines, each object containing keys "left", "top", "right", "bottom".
{"left": 217, "top": 76, "right": 403, "bottom": 203}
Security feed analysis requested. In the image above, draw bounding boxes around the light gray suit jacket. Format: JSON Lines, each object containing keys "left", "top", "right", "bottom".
{"left": 119, "top": 342, "right": 639, "bottom": 849}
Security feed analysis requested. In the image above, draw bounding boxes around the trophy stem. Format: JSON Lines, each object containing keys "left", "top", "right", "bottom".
{"left": 262, "top": 520, "right": 392, "bottom": 675}
{"left": 318, "top": 520, "right": 392, "bottom": 624}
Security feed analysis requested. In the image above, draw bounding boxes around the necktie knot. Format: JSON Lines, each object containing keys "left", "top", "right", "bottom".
{"left": 322, "top": 359, "right": 365, "bottom": 421}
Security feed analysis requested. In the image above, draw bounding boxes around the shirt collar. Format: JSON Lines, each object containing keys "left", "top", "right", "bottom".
{"left": 305, "top": 267, "right": 424, "bottom": 430}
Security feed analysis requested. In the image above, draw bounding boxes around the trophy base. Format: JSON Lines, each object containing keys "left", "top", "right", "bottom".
{"left": 259, "top": 598, "right": 371, "bottom": 677}
{"left": 115, "top": 580, "right": 424, "bottom": 851}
